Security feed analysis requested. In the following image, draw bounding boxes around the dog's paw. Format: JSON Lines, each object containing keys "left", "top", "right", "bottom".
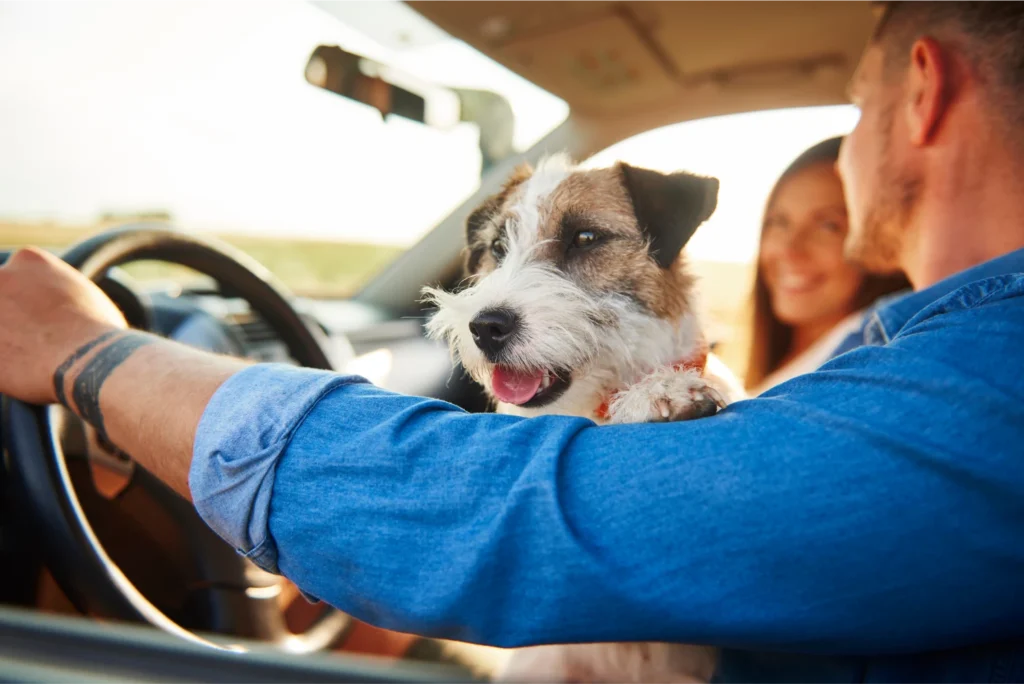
{"left": 607, "top": 368, "right": 725, "bottom": 425}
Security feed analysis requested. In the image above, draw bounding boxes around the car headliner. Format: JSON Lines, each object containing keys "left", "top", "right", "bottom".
{"left": 409, "top": 1, "right": 877, "bottom": 143}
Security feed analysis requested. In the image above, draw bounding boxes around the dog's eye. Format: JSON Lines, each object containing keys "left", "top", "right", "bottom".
{"left": 571, "top": 230, "right": 598, "bottom": 249}
{"left": 491, "top": 236, "right": 508, "bottom": 260}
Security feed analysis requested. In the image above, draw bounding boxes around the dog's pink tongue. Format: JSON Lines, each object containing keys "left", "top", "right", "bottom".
{"left": 492, "top": 366, "right": 544, "bottom": 405}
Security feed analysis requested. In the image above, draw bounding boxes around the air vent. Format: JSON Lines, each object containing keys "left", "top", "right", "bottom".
{"left": 235, "top": 318, "right": 277, "bottom": 345}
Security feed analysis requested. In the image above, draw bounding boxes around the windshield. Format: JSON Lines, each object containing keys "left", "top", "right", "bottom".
{"left": 0, "top": 1, "right": 568, "bottom": 296}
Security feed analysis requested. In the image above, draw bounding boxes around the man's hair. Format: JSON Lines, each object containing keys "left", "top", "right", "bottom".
{"left": 871, "top": 1, "right": 1024, "bottom": 130}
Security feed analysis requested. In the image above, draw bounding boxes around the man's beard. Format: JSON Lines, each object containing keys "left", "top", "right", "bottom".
{"left": 845, "top": 102, "right": 921, "bottom": 274}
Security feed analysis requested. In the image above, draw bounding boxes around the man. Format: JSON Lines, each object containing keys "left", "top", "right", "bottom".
{"left": 1, "top": 2, "right": 1023, "bottom": 680}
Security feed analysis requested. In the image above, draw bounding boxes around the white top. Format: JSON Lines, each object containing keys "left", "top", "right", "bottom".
{"left": 749, "top": 309, "right": 865, "bottom": 396}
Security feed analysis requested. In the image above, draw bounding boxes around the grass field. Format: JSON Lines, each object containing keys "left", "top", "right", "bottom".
{"left": 0, "top": 220, "right": 404, "bottom": 297}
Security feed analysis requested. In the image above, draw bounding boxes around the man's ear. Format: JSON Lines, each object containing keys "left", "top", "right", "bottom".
{"left": 905, "top": 37, "right": 950, "bottom": 146}
{"left": 618, "top": 163, "right": 719, "bottom": 268}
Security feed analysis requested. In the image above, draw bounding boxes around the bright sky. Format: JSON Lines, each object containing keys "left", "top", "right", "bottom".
{"left": 0, "top": 1, "right": 859, "bottom": 264}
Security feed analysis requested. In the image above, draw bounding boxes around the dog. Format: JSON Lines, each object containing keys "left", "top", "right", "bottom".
{"left": 422, "top": 153, "right": 742, "bottom": 682}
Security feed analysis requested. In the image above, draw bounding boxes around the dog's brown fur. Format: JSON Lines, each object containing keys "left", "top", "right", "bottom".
{"left": 464, "top": 163, "right": 701, "bottom": 322}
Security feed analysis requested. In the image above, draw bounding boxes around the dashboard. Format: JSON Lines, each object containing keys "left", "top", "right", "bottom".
{"left": 124, "top": 276, "right": 486, "bottom": 412}
{"left": 157, "top": 291, "right": 461, "bottom": 398}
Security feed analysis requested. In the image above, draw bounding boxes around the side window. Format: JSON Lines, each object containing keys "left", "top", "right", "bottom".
{"left": 581, "top": 105, "right": 858, "bottom": 374}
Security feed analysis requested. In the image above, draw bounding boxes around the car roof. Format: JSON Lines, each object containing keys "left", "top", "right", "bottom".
{"left": 410, "top": 1, "right": 876, "bottom": 138}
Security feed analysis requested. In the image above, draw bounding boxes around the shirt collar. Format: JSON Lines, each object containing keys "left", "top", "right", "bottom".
{"left": 865, "top": 247, "right": 1024, "bottom": 344}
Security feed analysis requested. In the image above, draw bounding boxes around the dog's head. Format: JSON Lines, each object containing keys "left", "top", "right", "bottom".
{"left": 423, "top": 154, "right": 718, "bottom": 417}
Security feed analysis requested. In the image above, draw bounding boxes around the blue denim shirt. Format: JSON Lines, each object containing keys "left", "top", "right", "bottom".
{"left": 191, "top": 249, "right": 1024, "bottom": 682}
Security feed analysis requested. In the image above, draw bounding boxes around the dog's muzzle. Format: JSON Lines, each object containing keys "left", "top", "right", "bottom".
{"left": 469, "top": 307, "right": 519, "bottom": 361}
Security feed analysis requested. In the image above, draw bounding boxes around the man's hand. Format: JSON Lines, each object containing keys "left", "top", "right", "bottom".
{"left": 0, "top": 245, "right": 247, "bottom": 498}
{"left": 0, "top": 247, "right": 127, "bottom": 404}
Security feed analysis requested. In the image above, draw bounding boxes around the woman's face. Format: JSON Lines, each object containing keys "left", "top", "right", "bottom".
{"left": 759, "top": 162, "right": 864, "bottom": 327}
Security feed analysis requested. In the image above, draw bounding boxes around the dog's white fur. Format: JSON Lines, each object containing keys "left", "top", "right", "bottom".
{"left": 425, "top": 155, "right": 733, "bottom": 423}
{"left": 422, "top": 155, "right": 743, "bottom": 682}
{"left": 426, "top": 281, "right": 714, "bottom": 421}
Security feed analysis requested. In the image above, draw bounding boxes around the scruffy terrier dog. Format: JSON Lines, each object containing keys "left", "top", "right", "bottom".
{"left": 422, "top": 154, "right": 740, "bottom": 683}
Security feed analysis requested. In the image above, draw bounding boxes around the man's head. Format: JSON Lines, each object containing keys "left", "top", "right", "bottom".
{"left": 839, "top": 1, "right": 1024, "bottom": 275}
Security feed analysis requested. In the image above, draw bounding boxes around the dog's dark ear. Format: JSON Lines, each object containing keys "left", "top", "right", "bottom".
{"left": 618, "top": 163, "right": 719, "bottom": 268}
{"left": 464, "top": 163, "right": 534, "bottom": 275}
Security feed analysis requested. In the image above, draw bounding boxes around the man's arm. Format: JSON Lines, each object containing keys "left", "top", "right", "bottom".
{"left": 71, "top": 335, "right": 246, "bottom": 496}
{"left": 189, "top": 281, "right": 1024, "bottom": 654}
{"left": 3, "top": 248, "right": 1024, "bottom": 654}
{"left": 0, "top": 248, "right": 245, "bottom": 497}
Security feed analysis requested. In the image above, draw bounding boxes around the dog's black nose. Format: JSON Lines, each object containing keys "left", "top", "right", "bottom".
{"left": 469, "top": 308, "right": 519, "bottom": 359}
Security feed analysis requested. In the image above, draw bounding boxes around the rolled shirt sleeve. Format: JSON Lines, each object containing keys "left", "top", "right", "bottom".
{"left": 190, "top": 364, "right": 366, "bottom": 573}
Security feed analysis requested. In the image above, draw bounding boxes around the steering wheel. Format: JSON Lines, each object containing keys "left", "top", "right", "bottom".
{"left": 2, "top": 224, "right": 353, "bottom": 652}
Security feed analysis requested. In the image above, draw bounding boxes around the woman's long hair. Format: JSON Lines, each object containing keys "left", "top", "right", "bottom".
{"left": 744, "top": 136, "right": 910, "bottom": 391}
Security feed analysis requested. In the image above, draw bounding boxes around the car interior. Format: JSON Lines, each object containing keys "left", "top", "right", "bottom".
{"left": 0, "top": 1, "right": 879, "bottom": 680}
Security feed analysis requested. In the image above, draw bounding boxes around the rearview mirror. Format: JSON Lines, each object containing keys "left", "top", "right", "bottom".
{"left": 304, "top": 45, "right": 515, "bottom": 173}
{"left": 305, "top": 45, "right": 426, "bottom": 123}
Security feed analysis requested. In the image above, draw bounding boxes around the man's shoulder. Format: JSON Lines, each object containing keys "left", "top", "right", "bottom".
{"left": 900, "top": 273, "right": 1024, "bottom": 334}
{"left": 922, "top": 273, "right": 1024, "bottom": 313}
{"left": 876, "top": 274, "right": 1024, "bottom": 400}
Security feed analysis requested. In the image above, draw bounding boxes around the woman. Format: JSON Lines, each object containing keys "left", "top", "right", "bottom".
{"left": 745, "top": 136, "right": 909, "bottom": 395}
